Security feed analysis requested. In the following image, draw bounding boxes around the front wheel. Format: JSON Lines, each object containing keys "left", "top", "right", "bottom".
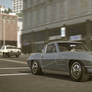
{"left": 31, "top": 61, "right": 42, "bottom": 75}
{"left": 70, "top": 61, "right": 89, "bottom": 82}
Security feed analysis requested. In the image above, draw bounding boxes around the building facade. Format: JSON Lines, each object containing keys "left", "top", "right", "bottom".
{"left": 0, "top": 5, "right": 8, "bottom": 14}
{"left": 0, "top": 14, "right": 17, "bottom": 47}
{"left": 12, "top": 0, "right": 23, "bottom": 13}
{"left": 22, "top": 0, "right": 92, "bottom": 53}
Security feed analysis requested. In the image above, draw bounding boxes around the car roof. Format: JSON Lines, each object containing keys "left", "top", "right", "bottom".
{"left": 48, "top": 41, "right": 82, "bottom": 44}
{"left": 3, "top": 45, "right": 16, "bottom": 47}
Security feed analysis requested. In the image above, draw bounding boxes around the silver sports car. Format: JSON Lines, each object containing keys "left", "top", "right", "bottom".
{"left": 27, "top": 41, "right": 92, "bottom": 82}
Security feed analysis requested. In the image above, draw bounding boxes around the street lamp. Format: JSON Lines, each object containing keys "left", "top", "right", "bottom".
{"left": 3, "top": 18, "right": 5, "bottom": 46}
{"left": 60, "top": 26, "right": 66, "bottom": 37}
{"left": 2, "top": 15, "right": 6, "bottom": 46}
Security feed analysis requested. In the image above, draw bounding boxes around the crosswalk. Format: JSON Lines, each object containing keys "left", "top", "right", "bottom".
{"left": 0, "top": 73, "right": 31, "bottom": 77}
{"left": 0, "top": 67, "right": 29, "bottom": 70}
{"left": 0, "top": 58, "right": 27, "bottom": 64}
{"left": 0, "top": 59, "right": 31, "bottom": 77}
{"left": 0, "top": 66, "right": 31, "bottom": 77}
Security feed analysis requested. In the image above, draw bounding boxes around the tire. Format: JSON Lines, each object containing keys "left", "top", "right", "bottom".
{"left": 16, "top": 52, "right": 20, "bottom": 58}
{"left": 31, "top": 61, "right": 42, "bottom": 75}
{"left": 7, "top": 53, "right": 10, "bottom": 57}
{"left": 3, "top": 53, "right": 10, "bottom": 57}
{"left": 16, "top": 54, "right": 19, "bottom": 58}
{"left": 70, "top": 61, "right": 89, "bottom": 82}
{"left": 3, "top": 53, "right": 6, "bottom": 57}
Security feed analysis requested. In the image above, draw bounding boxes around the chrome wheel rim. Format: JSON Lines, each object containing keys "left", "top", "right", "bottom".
{"left": 71, "top": 62, "right": 82, "bottom": 80}
{"left": 32, "top": 62, "right": 38, "bottom": 74}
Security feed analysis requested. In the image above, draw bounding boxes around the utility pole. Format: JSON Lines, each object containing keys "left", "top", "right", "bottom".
{"left": 3, "top": 17, "right": 6, "bottom": 46}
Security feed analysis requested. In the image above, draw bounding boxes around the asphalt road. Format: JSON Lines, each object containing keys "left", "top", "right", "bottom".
{"left": 0, "top": 57, "right": 92, "bottom": 92}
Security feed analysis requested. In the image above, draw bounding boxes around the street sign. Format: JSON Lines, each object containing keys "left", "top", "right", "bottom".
{"left": 70, "top": 35, "right": 82, "bottom": 41}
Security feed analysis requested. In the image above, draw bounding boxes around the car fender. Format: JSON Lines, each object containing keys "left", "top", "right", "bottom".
{"left": 27, "top": 53, "right": 42, "bottom": 66}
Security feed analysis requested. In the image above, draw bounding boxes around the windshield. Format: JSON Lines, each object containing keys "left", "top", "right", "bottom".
{"left": 58, "top": 43, "right": 88, "bottom": 52}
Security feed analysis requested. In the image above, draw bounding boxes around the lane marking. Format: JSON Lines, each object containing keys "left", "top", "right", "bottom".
{"left": 0, "top": 67, "right": 29, "bottom": 70}
{"left": 0, "top": 59, "right": 27, "bottom": 64}
{"left": 0, "top": 73, "right": 31, "bottom": 77}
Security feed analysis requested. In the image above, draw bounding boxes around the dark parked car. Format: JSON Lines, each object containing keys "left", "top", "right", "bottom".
{"left": 27, "top": 41, "right": 92, "bottom": 82}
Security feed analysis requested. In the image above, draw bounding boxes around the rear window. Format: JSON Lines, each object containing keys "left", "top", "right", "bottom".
{"left": 58, "top": 43, "right": 88, "bottom": 52}
{"left": 6, "top": 47, "right": 17, "bottom": 49}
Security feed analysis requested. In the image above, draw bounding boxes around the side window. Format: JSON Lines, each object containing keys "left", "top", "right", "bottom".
{"left": 46, "top": 44, "right": 56, "bottom": 53}
{"left": 58, "top": 43, "right": 68, "bottom": 52}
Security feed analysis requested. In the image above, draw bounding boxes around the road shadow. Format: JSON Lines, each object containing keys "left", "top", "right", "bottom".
{"left": 88, "top": 76, "right": 92, "bottom": 81}
{"left": 18, "top": 70, "right": 92, "bottom": 82}
{"left": 42, "top": 73, "right": 72, "bottom": 81}
{"left": 19, "top": 70, "right": 71, "bottom": 81}
{"left": 41, "top": 74, "right": 92, "bottom": 82}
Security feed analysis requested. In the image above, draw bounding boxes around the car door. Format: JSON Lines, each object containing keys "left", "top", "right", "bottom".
{"left": 41, "top": 43, "right": 58, "bottom": 72}
{"left": 55, "top": 43, "right": 69, "bottom": 72}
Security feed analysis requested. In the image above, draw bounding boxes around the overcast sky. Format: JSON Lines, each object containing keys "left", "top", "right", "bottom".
{"left": 0, "top": 0, "right": 12, "bottom": 8}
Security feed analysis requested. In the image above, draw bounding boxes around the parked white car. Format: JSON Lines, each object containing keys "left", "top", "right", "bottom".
{"left": 0, "top": 45, "right": 21, "bottom": 57}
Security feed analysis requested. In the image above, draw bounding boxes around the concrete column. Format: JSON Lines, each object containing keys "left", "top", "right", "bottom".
{"left": 86, "top": 20, "right": 92, "bottom": 50}
{"left": 64, "top": 25, "right": 69, "bottom": 40}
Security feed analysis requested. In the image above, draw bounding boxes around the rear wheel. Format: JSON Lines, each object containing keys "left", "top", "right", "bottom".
{"left": 3, "top": 53, "right": 10, "bottom": 57}
{"left": 16, "top": 52, "right": 20, "bottom": 58}
{"left": 7, "top": 53, "right": 10, "bottom": 57}
{"left": 70, "top": 61, "right": 89, "bottom": 82}
{"left": 16, "top": 54, "right": 19, "bottom": 58}
{"left": 31, "top": 61, "right": 42, "bottom": 75}
{"left": 3, "top": 53, "right": 6, "bottom": 57}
